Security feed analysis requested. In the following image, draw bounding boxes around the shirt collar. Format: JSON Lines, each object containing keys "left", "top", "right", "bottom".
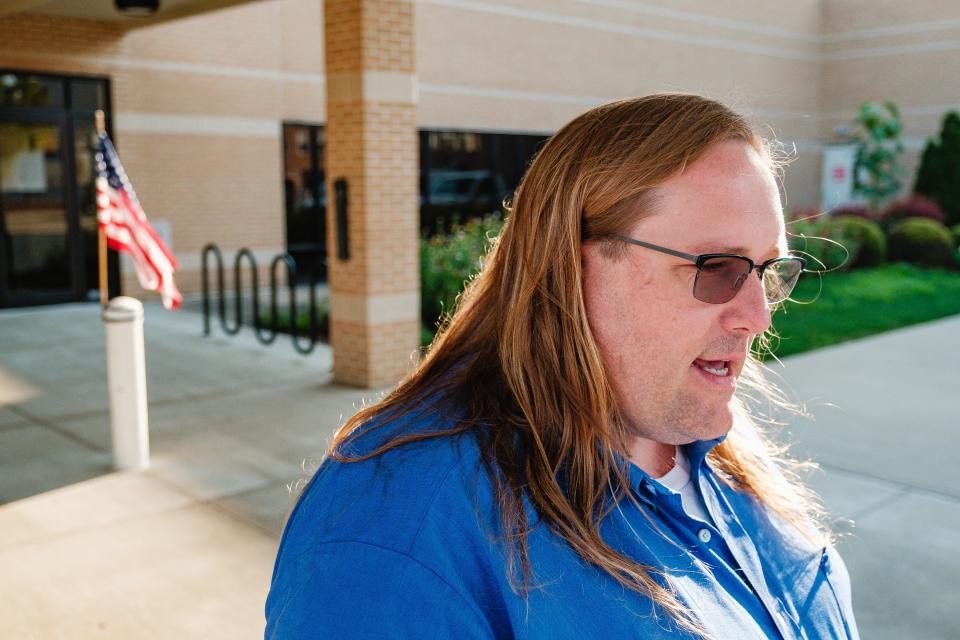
{"left": 682, "top": 434, "right": 727, "bottom": 469}
{"left": 613, "top": 435, "right": 727, "bottom": 503}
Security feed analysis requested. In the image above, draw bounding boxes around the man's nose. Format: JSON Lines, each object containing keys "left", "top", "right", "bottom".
{"left": 722, "top": 270, "right": 772, "bottom": 335}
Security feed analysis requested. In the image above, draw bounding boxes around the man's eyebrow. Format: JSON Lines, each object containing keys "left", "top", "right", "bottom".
{"left": 690, "top": 243, "right": 780, "bottom": 256}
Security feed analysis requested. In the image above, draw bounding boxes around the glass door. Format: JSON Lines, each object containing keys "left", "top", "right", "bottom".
{"left": 0, "top": 120, "right": 73, "bottom": 305}
{"left": 0, "top": 70, "right": 114, "bottom": 308}
{"left": 73, "top": 117, "right": 103, "bottom": 302}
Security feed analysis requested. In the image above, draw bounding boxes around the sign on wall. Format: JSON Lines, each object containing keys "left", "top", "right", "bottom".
{"left": 820, "top": 143, "right": 861, "bottom": 212}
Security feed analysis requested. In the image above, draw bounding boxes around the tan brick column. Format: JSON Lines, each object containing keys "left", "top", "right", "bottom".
{"left": 324, "top": 0, "right": 420, "bottom": 388}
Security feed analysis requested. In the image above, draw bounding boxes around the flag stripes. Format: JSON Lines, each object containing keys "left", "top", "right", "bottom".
{"left": 96, "top": 132, "right": 182, "bottom": 310}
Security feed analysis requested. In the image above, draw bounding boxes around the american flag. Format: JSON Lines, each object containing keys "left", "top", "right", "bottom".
{"left": 96, "top": 131, "right": 182, "bottom": 310}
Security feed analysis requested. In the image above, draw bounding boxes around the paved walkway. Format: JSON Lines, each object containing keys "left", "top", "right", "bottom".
{"left": 766, "top": 316, "right": 960, "bottom": 640}
{"left": 0, "top": 301, "right": 956, "bottom": 639}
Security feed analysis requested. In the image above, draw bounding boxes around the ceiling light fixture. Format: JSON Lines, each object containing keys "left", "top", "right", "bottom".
{"left": 114, "top": 0, "right": 161, "bottom": 16}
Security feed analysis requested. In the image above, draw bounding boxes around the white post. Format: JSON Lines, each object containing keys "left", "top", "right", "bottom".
{"left": 102, "top": 296, "right": 150, "bottom": 470}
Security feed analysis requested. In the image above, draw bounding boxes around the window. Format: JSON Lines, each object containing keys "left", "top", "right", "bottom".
{"left": 419, "top": 129, "right": 548, "bottom": 235}
{"left": 0, "top": 73, "right": 64, "bottom": 109}
{"left": 0, "top": 70, "right": 113, "bottom": 308}
{"left": 282, "top": 123, "right": 326, "bottom": 282}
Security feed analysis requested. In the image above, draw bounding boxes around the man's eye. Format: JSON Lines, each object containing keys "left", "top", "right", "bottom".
{"left": 700, "top": 262, "right": 727, "bottom": 272}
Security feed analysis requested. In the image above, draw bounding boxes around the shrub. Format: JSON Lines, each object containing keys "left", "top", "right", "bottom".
{"left": 258, "top": 301, "right": 329, "bottom": 340}
{"left": 951, "top": 224, "right": 960, "bottom": 248}
{"left": 880, "top": 194, "right": 947, "bottom": 226}
{"left": 421, "top": 213, "right": 503, "bottom": 332}
{"left": 829, "top": 203, "right": 877, "bottom": 222}
{"left": 829, "top": 215, "right": 887, "bottom": 267}
{"left": 914, "top": 111, "right": 960, "bottom": 226}
{"left": 788, "top": 216, "right": 860, "bottom": 272}
{"left": 887, "top": 217, "right": 956, "bottom": 267}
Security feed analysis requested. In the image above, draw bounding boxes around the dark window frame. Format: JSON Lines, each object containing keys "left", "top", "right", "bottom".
{"left": 0, "top": 68, "right": 116, "bottom": 308}
{"left": 418, "top": 127, "right": 549, "bottom": 235}
{"left": 281, "top": 121, "right": 327, "bottom": 283}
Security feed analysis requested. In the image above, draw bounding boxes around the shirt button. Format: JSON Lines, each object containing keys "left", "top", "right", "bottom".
{"left": 697, "top": 529, "right": 712, "bottom": 543}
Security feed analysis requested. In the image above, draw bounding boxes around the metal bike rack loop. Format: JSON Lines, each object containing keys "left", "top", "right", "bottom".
{"left": 201, "top": 243, "right": 323, "bottom": 354}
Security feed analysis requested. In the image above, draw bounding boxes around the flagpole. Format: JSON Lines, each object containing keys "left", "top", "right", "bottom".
{"left": 95, "top": 110, "right": 108, "bottom": 309}
{"left": 95, "top": 110, "right": 153, "bottom": 471}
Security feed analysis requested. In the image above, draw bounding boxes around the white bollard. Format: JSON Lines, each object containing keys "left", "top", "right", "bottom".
{"left": 102, "top": 296, "right": 150, "bottom": 470}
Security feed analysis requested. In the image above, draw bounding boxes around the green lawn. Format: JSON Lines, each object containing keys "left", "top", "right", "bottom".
{"left": 765, "top": 263, "right": 960, "bottom": 359}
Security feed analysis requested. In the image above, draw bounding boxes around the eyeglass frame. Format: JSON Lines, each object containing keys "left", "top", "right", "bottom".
{"left": 612, "top": 234, "right": 807, "bottom": 304}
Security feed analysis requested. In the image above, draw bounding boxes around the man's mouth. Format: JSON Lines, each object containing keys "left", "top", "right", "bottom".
{"left": 693, "top": 358, "right": 731, "bottom": 377}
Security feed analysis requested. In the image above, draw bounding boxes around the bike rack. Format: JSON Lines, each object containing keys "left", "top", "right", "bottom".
{"left": 201, "top": 243, "right": 324, "bottom": 355}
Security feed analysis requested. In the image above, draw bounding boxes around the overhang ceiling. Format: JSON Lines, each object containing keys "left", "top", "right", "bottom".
{"left": 0, "top": 0, "right": 263, "bottom": 25}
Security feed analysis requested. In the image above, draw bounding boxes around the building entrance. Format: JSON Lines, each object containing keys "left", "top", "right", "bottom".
{"left": 282, "top": 122, "right": 327, "bottom": 283}
{"left": 0, "top": 70, "right": 116, "bottom": 308}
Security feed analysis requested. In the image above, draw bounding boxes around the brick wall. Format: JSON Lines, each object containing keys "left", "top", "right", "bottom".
{"left": 324, "top": 0, "right": 420, "bottom": 387}
{"left": 0, "top": 5, "right": 323, "bottom": 300}
{"left": 5, "top": 0, "right": 960, "bottom": 315}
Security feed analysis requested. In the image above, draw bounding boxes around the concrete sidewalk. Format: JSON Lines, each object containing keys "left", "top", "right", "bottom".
{"left": 0, "top": 302, "right": 373, "bottom": 639}
{"left": 0, "top": 302, "right": 957, "bottom": 639}
{"left": 765, "top": 315, "right": 960, "bottom": 640}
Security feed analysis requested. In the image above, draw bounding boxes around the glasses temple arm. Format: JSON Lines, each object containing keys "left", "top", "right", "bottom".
{"left": 613, "top": 235, "right": 700, "bottom": 263}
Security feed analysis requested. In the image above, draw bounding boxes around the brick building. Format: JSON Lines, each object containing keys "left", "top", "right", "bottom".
{"left": 1, "top": 0, "right": 958, "bottom": 385}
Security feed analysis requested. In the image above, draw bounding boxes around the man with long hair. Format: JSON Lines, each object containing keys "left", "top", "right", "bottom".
{"left": 265, "top": 93, "right": 859, "bottom": 639}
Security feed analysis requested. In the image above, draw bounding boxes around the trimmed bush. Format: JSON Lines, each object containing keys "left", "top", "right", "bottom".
{"left": 421, "top": 213, "right": 503, "bottom": 333}
{"left": 880, "top": 194, "right": 947, "bottom": 226}
{"left": 259, "top": 302, "right": 329, "bottom": 341}
{"left": 829, "top": 203, "right": 877, "bottom": 222}
{"left": 829, "top": 215, "right": 887, "bottom": 267}
{"left": 788, "top": 216, "right": 860, "bottom": 272}
{"left": 887, "top": 217, "right": 955, "bottom": 267}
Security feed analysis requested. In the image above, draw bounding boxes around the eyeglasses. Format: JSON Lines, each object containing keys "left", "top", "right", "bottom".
{"left": 614, "top": 235, "right": 806, "bottom": 305}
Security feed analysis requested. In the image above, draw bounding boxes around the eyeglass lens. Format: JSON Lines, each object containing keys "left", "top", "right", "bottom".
{"left": 694, "top": 257, "right": 803, "bottom": 304}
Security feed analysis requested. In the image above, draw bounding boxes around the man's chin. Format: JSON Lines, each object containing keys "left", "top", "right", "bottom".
{"left": 623, "top": 395, "right": 736, "bottom": 444}
{"left": 682, "top": 404, "right": 735, "bottom": 443}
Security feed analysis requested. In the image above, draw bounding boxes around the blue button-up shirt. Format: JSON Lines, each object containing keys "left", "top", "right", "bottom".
{"left": 266, "top": 409, "right": 859, "bottom": 639}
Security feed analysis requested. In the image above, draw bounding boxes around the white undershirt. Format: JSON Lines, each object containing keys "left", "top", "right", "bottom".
{"left": 654, "top": 446, "right": 713, "bottom": 525}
